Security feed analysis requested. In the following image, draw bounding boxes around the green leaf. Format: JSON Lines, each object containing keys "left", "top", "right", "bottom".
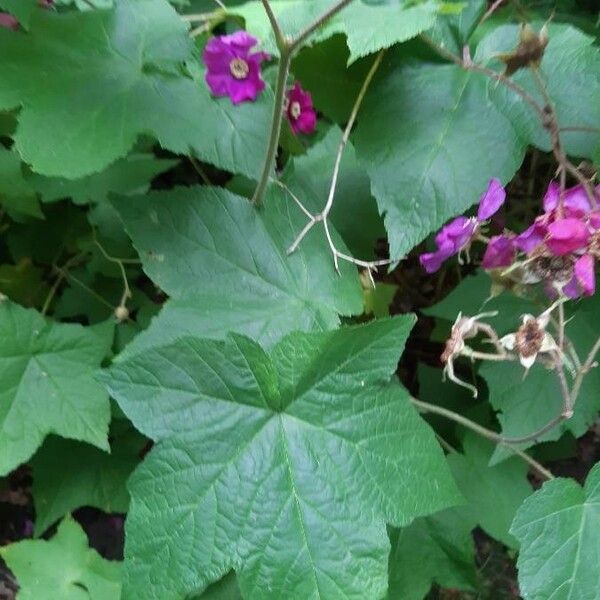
{"left": 283, "top": 126, "right": 385, "bottom": 258}
{"left": 476, "top": 24, "right": 600, "bottom": 160}
{"left": 0, "top": 146, "right": 41, "bottom": 218}
{"left": 31, "top": 154, "right": 177, "bottom": 205}
{"left": 0, "top": 258, "right": 49, "bottom": 308}
{"left": 0, "top": 300, "right": 112, "bottom": 475}
{"left": 292, "top": 35, "right": 377, "bottom": 123}
{"left": 0, "top": 517, "right": 122, "bottom": 600}
{"left": 31, "top": 423, "right": 144, "bottom": 536}
{"left": 0, "top": 0, "right": 270, "bottom": 179}
{"left": 511, "top": 462, "right": 600, "bottom": 600}
{"left": 353, "top": 54, "right": 527, "bottom": 259}
{"left": 387, "top": 508, "right": 477, "bottom": 600}
{"left": 0, "top": 0, "right": 38, "bottom": 27}
{"left": 234, "top": 0, "right": 438, "bottom": 63}
{"left": 112, "top": 185, "right": 362, "bottom": 358}
{"left": 447, "top": 432, "right": 532, "bottom": 547}
{"left": 102, "top": 317, "right": 460, "bottom": 599}
{"left": 424, "top": 271, "right": 537, "bottom": 335}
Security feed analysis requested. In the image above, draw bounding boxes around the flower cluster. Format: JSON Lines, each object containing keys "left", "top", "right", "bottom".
{"left": 203, "top": 31, "right": 316, "bottom": 135}
{"left": 420, "top": 178, "right": 600, "bottom": 299}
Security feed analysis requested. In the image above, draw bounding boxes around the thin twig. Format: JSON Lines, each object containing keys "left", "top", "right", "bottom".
{"left": 420, "top": 34, "right": 545, "bottom": 119}
{"left": 571, "top": 336, "right": 600, "bottom": 403}
{"left": 530, "top": 67, "right": 598, "bottom": 208}
{"left": 411, "top": 398, "right": 554, "bottom": 480}
{"left": 478, "top": 0, "right": 506, "bottom": 27}
{"left": 189, "top": 156, "right": 212, "bottom": 186}
{"left": 290, "top": 0, "right": 355, "bottom": 51}
{"left": 93, "top": 233, "right": 133, "bottom": 309}
{"left": 560, "top": 125, "right": 600, "bottom": 135}
{"left": 260, "top": 0, "right": 287, "bottom": 49}
{"left": 252, "top": 0, "right": 356, "bottom": 207}
{"left": 420, "top": 34, "right": 598, "bottom": 210}
{"left": 286, "top": 51, "right": 388, "bottom": 280}
{"left": 41, "top": 254, "right": 87, "bottom": 316}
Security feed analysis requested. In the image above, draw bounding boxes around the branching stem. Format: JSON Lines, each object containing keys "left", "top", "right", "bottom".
{"left": 252, "top": 0, "right": 356, "bottom": 206}
{"left": 411, "top": 398, "right": 555, "bottom": 480}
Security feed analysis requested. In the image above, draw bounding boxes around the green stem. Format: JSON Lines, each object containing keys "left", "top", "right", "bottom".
{"left": 411, "top": 398, "right": 555, "bottom": 480}
{"left": 252, "top": 0, "right": 356, "bottom": 207}
{"left": 290, "top": 0, "right": 355, "bottom": 51}
{"left": 251, "top": 47, "right": 291, "bottom": 206}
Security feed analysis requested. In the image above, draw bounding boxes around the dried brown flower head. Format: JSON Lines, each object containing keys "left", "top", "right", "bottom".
{"left": 497, "top": 24, "right": 549, "bottom": 76}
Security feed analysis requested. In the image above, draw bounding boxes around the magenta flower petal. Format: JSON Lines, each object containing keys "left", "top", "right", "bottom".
{"left": 285, "top": 82, "right": 317, "bottom": 135}
{"left": 542, "top": 181, "right": 561, "bottom": 212}
{"left": 438, "top": 216, "right": 477, "bottom": 251}
{"left": 546, "top": 218, "right": 590, "bottom": 256}
{"left": 419, "top": 240, "right": 456, "bottom": 274}
{"left": 543, "top": 181, "right": 594, "bottom": 216}
{"left": 482, "top": 235, "right": 515, "bottom": 269}
{"left": 574, "top": 254, "right": 595, "bottom": 296}
{"left": 0, "top": 12, "right": 18, "bottom": 29}
{"left": 477, "top": 178, "right": 506, "bottom": 221}
{"left": 514, "top": 221, "right": 546, "bottom": 254}
{"left": 203, "top": 31, "right": 269, "bottom": 104}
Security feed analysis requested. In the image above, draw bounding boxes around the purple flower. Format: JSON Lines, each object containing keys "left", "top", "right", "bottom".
{"left": 420, "top": 217, "right": 477, "bottom": 274}
{"left": 285, "top": 82, "right": 317, "bottom": 135}
{"left": 477, "top": 178, "right": 506, "bottom": 221}
{"left": 514, "top": 220, "right": 547, "bottom": 254}
{"left": 564, "top": 254, "right": 595, "bottom": 298}
{"left": 482, "top": 235, "right": 516, "bottom": 269}
{"left": 546, "top": 218, "right": 590, "bottom": 256}
{"left": 543, "top": 181, "right": 594, "bottom": 215}
{"left": 0, "top": 13, "right": 18, "bottom": 29}
{"left": 419, "top": 179, "right": 506, "bottom": 273}
{"left": 203, "top": 32, "right": 270, "bottom": 104}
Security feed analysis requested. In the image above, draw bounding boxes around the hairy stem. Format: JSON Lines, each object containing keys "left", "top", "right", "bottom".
{"left": 252, "top": 0, "right": 356, "bottom": 207}
{"left": 251, "top": 48, "right": 291, "bottom": 206}
{"left": 411, "top": 398, "right": 554, "bottom": 480}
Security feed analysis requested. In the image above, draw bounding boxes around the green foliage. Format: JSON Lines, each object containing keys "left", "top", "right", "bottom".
{"left": 0, "top": 300, "right": 112, "bottom": 476}
{"left": 31, "top": 422, "right": 144, "bottom": 536}
{"left": 234, "top": 0, "right": 438, "bottom": 62}
{"left": 102, "top": 318, "right": 460, "bottom": 599}
{"left": 353, "top": 55, "right": 528, "bottom": 259}
{"left": 447, "top": 432, "right": 532, "bottom": 547}
{"left": 0, "top": 517, "right": 122, "bottom": 600}
{"left": 511, "top": 462, "right": 600, "bottom": 600}
{"left": 0, "top": 0, "right": 270, "bottom": 179}
{"left": 388, "top": 508, "right": 478, "bottom": 599}
{"left": 0, "top": 0, "right": 598, "bottom": 597}
{"left": 113, "top": 185, "right": 362, "bottom": 357}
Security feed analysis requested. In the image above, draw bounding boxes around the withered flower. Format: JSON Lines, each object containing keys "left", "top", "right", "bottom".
{"left": 497, "top": 24, "right": 549, "bottom": 76}
{"left": 500, "top": 309, "right": 558, "bottom": 371}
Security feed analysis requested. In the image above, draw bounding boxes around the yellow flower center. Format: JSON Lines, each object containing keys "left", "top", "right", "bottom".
{"left": 229, "top": 58, "right": 249, "bottom": 80}
{"left": 290, "top": 101, "right": 301, "bottom": 119}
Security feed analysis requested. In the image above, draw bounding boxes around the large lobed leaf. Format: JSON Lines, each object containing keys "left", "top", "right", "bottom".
{"left": 113, "top": 185, "right": 362, "bottom": 358}
{"left": 101, "top": 317, "right": 461, "bottom": 599}
{"left": 0, "top": 300, "right": 112, "bottom": 476}
{"left": 0, "top": 0, "right": 270, "bottom": 179}
{"left": 511, "top": 462, "right": 600, "bottom": 600}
